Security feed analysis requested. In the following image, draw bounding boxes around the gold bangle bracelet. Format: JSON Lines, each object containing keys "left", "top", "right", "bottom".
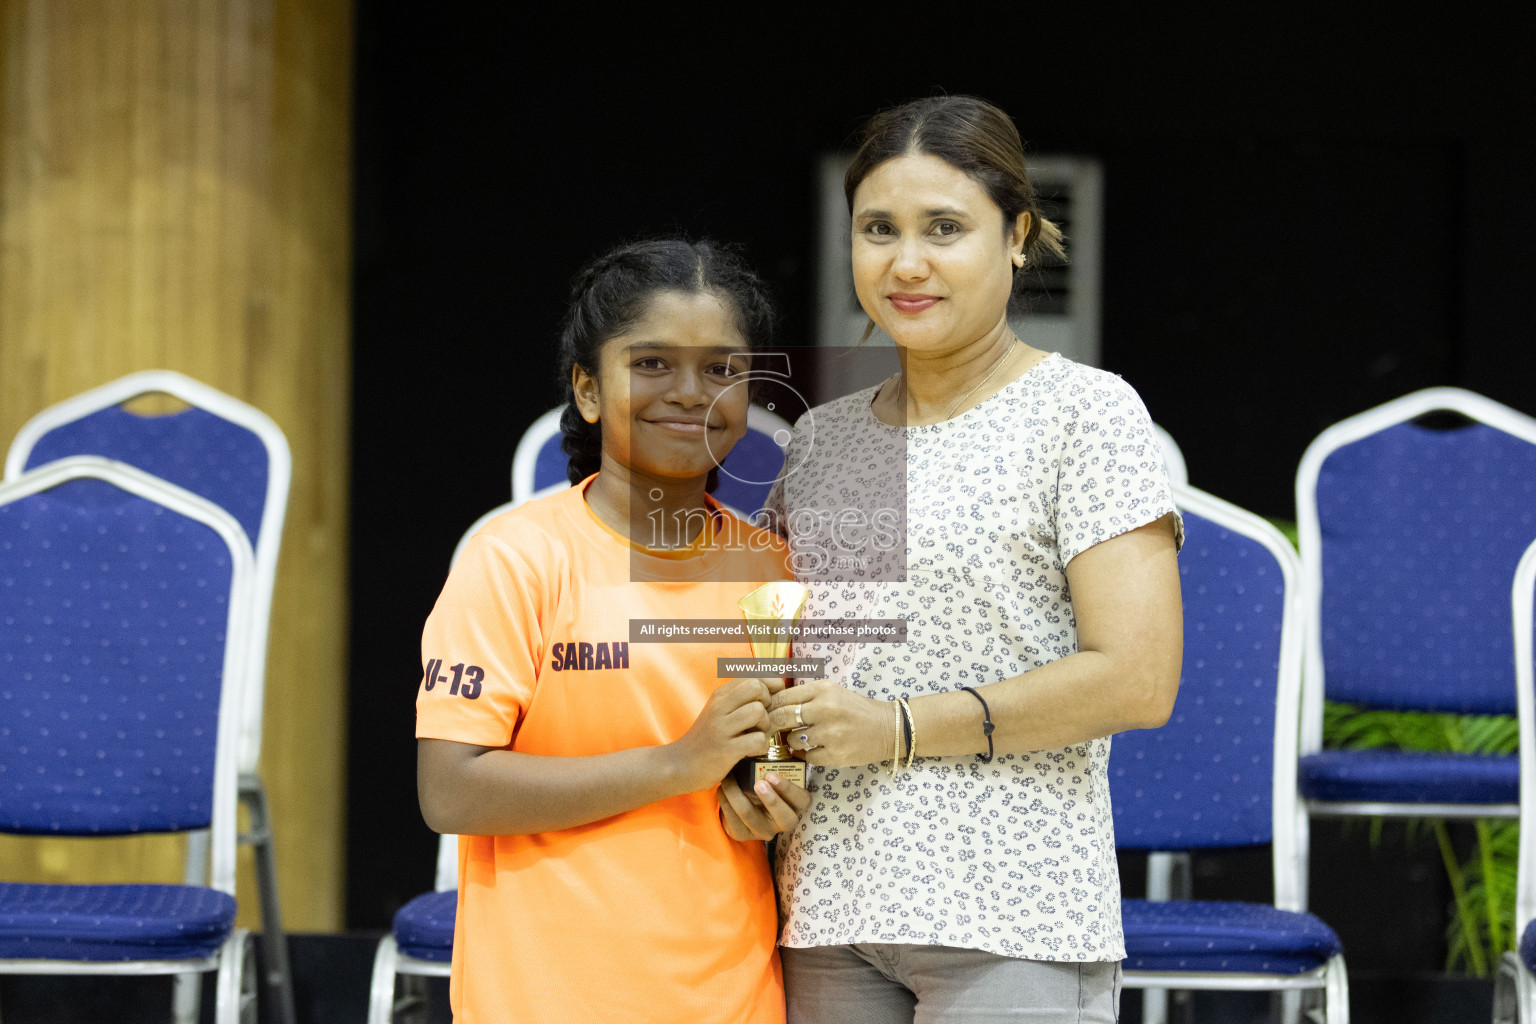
{"left": 890, "top": 700, "right": 902, "bottom": 779}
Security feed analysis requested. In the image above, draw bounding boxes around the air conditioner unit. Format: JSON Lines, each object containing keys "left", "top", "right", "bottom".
{"left": 815, "top": 154, "right": 1103, "bottom": 376}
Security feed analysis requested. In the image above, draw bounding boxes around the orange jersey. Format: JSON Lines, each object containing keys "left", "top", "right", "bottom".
{"left": 417, "top": 480, "right": 791, "bottom": 1024}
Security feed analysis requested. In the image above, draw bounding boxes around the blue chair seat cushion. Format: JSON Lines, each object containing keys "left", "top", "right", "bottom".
{"left": 393, "top": 890, "right": 456, "bottom": 962}
{"left": 1122, "top": 899, "right": 1342, "bottom": 974}
{"left": 0, "top": 883, "right": 235, "bottom": 961}
{"left": 1298, "top": 749, "right": 1517, "bottom": 805}
{"left": 1521, "top": 919, "right": 1536, "bottom": 973}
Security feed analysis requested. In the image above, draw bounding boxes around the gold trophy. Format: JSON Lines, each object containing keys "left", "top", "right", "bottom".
{"left": 732, "top": 581, "right": 810, "bottom": 791}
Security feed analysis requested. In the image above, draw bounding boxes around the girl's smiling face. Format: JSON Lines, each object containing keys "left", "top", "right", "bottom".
{"left": 572, "top": 289, "right": 751, "bottom": 486}
{"left": 850, "top": 152, "right": 1030, "bottom": 353}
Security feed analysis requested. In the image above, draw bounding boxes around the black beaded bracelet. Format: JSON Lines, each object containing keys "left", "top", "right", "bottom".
{"left": 959, "top": 686, "right": 995, "bottom": 762}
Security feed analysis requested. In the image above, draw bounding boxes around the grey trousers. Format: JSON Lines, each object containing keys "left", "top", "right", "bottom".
{"left": 782, "top": 943, "right": 1121, "bottom": 1024}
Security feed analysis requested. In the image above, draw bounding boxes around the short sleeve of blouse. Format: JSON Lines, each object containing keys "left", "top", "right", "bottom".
{"left": 416, "top": 532, "right": 544, "bottom": 747}
{"left": 1054, "top": 372, "right": 1184, "bottom": 566}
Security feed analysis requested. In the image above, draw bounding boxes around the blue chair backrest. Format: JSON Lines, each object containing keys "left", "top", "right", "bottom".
{"left": 531, "top": 430, "right": 567, "bottom": 494}
{"left": 22, "top": 405, "right": 270, "bottom": 548}
{"left": 1317, "top": 420, "right": 1536, "bottom": 714}
{"left": 0, "top": 476, "right": 234, "bottom": 835}
{"left": 518, "top": 404, "right": 790, "bottom": 518}
{"left": 1110, "top": 504, "right": 1289, "bottom": 850}
{"left": 712, "top": 416, "right": 791, "bottom": 519}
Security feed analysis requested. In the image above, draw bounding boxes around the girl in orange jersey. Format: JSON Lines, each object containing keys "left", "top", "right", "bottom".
{"left": 415, "top": 238, "right": 809, "bottom": 1024}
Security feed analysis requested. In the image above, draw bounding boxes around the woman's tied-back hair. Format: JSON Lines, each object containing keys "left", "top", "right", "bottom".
{"left": 843, "top": 95, "right": 1067, "bottom": 309}
{"left": 556, "top": 237, "right": 777, "bottom": 490}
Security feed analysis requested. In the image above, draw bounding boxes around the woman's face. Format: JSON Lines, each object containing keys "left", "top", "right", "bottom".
{"left": 850, "top": 152, "right": 1029, "bottom": 353}
{"left": 572, "top": 289, "right": 751, "bottom": 485}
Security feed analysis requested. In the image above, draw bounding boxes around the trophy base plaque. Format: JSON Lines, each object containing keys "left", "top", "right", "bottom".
{"left": 733, "top": 745, "right": 806, "bottom": 791}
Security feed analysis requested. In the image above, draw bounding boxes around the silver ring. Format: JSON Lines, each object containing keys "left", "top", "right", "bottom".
{"left": 794, "top": 705, "right": 805, "bottom": 727}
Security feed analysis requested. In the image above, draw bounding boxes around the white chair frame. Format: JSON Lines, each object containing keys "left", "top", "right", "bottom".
{"left": 1296, "top": 389, "right": 1536, "bottom": 840}
{"left": 1126, "top": 484, "right": 1348, "bottom": 1024}
{"left": 0, "top": 457, "right": 258, "bottom": 1023}
{"left": 451, "top": 502, "right": 516, "bottom": 568}
{"left": 1153, "top": 423, "right": 1188, "bottom": 488}
{"left": 1494, "top": 539, "right": 1536, "bottom": 1024}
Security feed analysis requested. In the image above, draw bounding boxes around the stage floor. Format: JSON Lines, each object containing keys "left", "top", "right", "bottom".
{"left": 0, "top": 935, "right": 1497, "bottom": 1023}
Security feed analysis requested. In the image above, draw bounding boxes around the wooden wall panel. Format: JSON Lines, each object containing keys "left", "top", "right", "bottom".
{"left": 0, "top": 0, "right": 353, "bottom": 932}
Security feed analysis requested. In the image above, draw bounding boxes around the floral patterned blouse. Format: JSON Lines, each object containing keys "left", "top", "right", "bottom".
{"left": 765, "top": 352, "right": 1182, "bottom": 962}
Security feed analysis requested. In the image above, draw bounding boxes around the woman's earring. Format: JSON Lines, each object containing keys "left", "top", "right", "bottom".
{"left": 1013, "top": 253, "right": 1027, "bottom": 268}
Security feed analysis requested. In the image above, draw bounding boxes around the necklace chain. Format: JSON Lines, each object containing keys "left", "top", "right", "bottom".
{"left": 939, "top": 338, "right": 1018, "bottom": 420}
{"left": 889, "top": 336, "right": 1024, "bottom": 424}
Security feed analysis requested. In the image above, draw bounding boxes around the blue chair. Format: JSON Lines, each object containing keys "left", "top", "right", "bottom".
{"left": 367, "top": 835, "right": 457, "bottom": 1024}
{"left": 1494, "top": 538, "right": 1536, "bottom": 1023}
{"left": 370, "top": 503, "right": 493, "bottom": 1024}
{"left": 1112, "top": 484, "right": 1349, "bottom": 1024}
{"left": 1295, "top": 388, "right": 1536, "bottom": 901}
{"left": 5, "top": 370, "right": 296, "bottom": 1024}
{"left": 510, "top": 404, "right": 793, "bottom": 520}
{"left": 0, "top": 456, "right": 259, "bottom": 1022}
